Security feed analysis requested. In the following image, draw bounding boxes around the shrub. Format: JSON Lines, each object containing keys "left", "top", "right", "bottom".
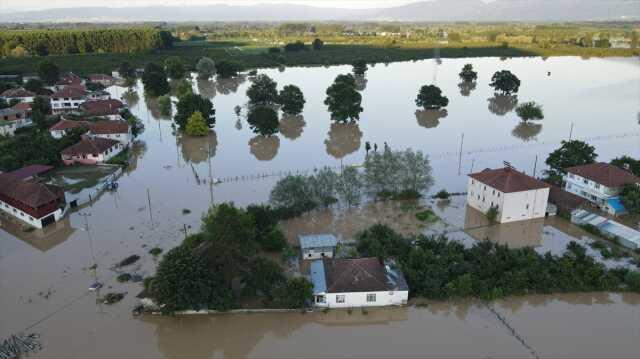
{"left": 435, "top": 189, "right": 450, "bottom": 200}
{"left": 486, "top": 205, "right": 499, "bottom": 223}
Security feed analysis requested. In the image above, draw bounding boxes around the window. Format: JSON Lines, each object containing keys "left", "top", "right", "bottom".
{"left": 583, "top": 179, "right": 588, "bottom": 184}
{"left": 366, "top": 294, "right": 376, "bottom": 303}
{"left": 595, "top": 184, "right": 600, "bottom": 189}
{"left": 492, "top": 190, "right": 495, "bottom": 195}
{"left": 316, "top": 295, "right": 326, "bottom": 304}
{"left": 336, "top": 295, "right": 345, "bottom": 303}
{"left": 497, "top": 192, "right": 500, "bottom": 197}
{"left": 526, "top": 204, "right": 530, "bottom": 210}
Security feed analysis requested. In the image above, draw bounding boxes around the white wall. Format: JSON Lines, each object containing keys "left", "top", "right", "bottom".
{"left": 564, "top": 173, "right": 618, "bottom": 205}
{"left": 93, "top": 132, "right": 131, "bottom": 145}
{"left": 315, "top": 290, "right": 408, "bottom": 308}
{"left": 0, "top": 199, "right": 63, "bottom": 229}
{"left": 51, "top": 98, "right": 85, "bottom": 112}
{"left": 467, "top": 177, "right": 549, "bottom": 223}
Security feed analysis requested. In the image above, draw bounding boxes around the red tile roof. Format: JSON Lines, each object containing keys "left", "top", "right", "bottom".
{"left": 61, "top": 137, "right": 120, "bottom": 156}
{"left": 1, "top": 88, "right": 35, "bottom": 98}
{"left": 12, "top": 102, "right": 32, "bottom": 111}
{"left": 548, "top": 185, "right": 588, "bottom": 213}
{"left": 0, "top": 173, "right": 64, "bottom": 209}
{"left": 469, "top": 167, "right": 550, "bottom": 193}
{"left": 324, "top": 258, "right": 390, "bottom": 293}
{"left": 51, "top": 86, "right": 86, "bottom": 99}
{"left": 56, "top": 73, "right": 83, "bottom": 86}
{"left": 79, "top": 99, "right": 124, "bottom": 116}
{"left": 7, "top": 165, "right": 54, "bottom": 180}
{"left": 49, "top": 119, "right": 91, "bottom": 131}
{"left": 88, "top": 74, "right": 114, "bottom": 82}
{"left": 566, "top": 162, "right": 640, "bottom": 188}
{"left": 90, "top": 120, "right": 129, "bottom": 134}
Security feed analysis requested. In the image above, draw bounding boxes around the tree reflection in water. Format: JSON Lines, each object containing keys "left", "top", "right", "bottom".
{"left": 324, "top": 122, "right": 363, "bottom": 159}
{"left": 458, "top": 81, "right": 477, "bottom": 97}
{"left": 249, "top": 135, "right": 280, "bottom": 161}
{"left": 487, "top": 93, "right": 518, "bottom": 116}
{"left": 121, "top": 88, "right": 139, "bottom": 108}
{"left": 354, "top": 75, "right": 368, "bottom": 91}
{"left": 196, "top": 78, "right": 216, "bottom": 99}
{"left": 216, "top": 75, "right": 246, "bottom": 95}
{"left": 415, "top": 109, "right": 448, "bottom": 129}
{"left": 145, "top": 95, "right": 171, "bottom": 121}
{"left": 511, "top": 121, "right": 543, "bottom": 142}
{"left": 178, "top": 131, "right": 218, "bottom": 164}
{"left": 278, "top": 114, "right": 306, "bottom": 140}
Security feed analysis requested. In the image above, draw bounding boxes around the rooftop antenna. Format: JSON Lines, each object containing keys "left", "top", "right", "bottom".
{"left": 503, "top": 161, "right": 514, "bottom": 170}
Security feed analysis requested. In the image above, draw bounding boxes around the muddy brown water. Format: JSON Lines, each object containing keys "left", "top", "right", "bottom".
{"left": 1, "top": 57, "right": 639, "bottom": 358}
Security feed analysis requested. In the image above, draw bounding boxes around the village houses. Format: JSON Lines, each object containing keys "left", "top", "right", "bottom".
{"left": 50, "top": 87, "right": 87, "bottom": 114}
{"left": 563, "top": 162, "right": 640, "bottom": 215}
{"left": 1, "top": 88, "right": 36, "bottom": 103}
{"left": 79, "top": 99, "right": 124, "bottom": 120}
{"left": 60, "top": 136, "right": 124, "bottom": 165}
{"left": 467, "top": 167, "right": 551, "bottom": 223}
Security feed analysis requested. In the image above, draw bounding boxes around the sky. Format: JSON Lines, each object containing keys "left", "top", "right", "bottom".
{"left": 0, "top": 0, "right": 451, "bottom": 13}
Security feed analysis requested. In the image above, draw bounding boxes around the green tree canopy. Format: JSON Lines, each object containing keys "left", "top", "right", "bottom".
{"left": 312, "top": 38, "right": 324, "bottom": 50}
{"left": 270, "top": 175, "right": 318, "bottom": 218}
{"left": 185, "top": 111, "right": 210, "bottom": 136}
{"left": 324, "top": 74, "right": 363, "bottom": 123}
{"left": 620, "top": 185, "right": 640, "bottom": 215}
{"left": 216, "top": 61, "right": 240, "bottom": 79}
{"left": 545, "top": 140, "right": 597, "bottom": 185}
{"left": 142, "top": 62, "right": 170, "bottom": 97}
{"left": 37, "top": 61, "right": 60, "bottom": 85}
{"left": 610, "top": 156, "right": 640, "bottom": 176}
{"left": 31, "top": 96, "right": 51, "bottom": 129}
{"left": 24, "top": 79, "right": 45, "bottom": 93}
{"left": 272, "top": 278, "right": 313, "bottom": 309}
{"left": 247, "top": 106, "right": 279, "bottom": 136}
{"left": 515, "top": 102, "right": 544, "bottom": 122}
{"left": 119, "top": 62, "right": 136, "bottom": 80}
{"left": 241, "top": 257, "right": 286, "bottom": 298}
{"left": 247, "top": 74, "right": 279, "bottom": 106}
{"left": 174, "top": 93, "right": 215, "bottom": 130}
{"left": 278, "top": 85, "right": 306, "bottom": 115}
{"left": 196, "top": 57, "right": 216, "bottom": 79}
{"left": 164, "top": 57, "right": 186, "bottom": 80}
{"left": 490, "top": 70, "right": 521, "bottom": 95}
{"left": 459, "top": 64, "right": 478, "bottom": 82}
{"left": 415, "top": 85, "right": 449, "bottom": 109}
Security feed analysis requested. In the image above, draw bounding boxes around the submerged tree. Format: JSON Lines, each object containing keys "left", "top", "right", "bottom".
{"left": 216, "top": 61, "right": 240, "bottom": 79}
{"left": 363, "top": 147, "right": 433, "bottom": 199}
{"left": 196, "top": 57, "right": 216, "bottom": 79}
{"left": 142, "top": 62, "right": 170, "bottom": 97}
{"left": 185, "top": 111, "right": 210, "bottom": 137}
{"left": 336, "top": 166, "right": 362, "bottom": 207}
{"left": 324, "top": 74, "right": 363, "bottom": 123}
{"left": 459, "top": 64, "right": 478, "bottom": 82}
{"left": 515, "top": 102, "right": 544, "bottom": 122}
{"left": 416, "top": 85, "right": 449, "bottom": 109}
{"left": 247, "top": 74, "right": 279, "bottom": 106}
{"left": 490, "top": 70, "right": 521, "bottom": 94}
{"left": 247, "top": 106, "right": 280, "bottom": 136}
{"left": 119, "top": 61, "right": 136, "bottom": 81}
{"left": 164, "top": 57, "right": 186, "bottom": 80}
{"left": 278, "top": 85, "right": 306, "bottom": 115}
{"left": 174, "top": 93, "right": 215, "bottom": 130}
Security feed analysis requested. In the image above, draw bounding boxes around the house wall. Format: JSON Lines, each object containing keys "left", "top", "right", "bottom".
{"left": 315, "top": 290, "right": 409, "bottom": 308}
{"left": 0, "top": 123, "right": 16, "bottom": 136}
{"left": 51, "top": 129, "right": 68, "bottom": 139}
{"left": 563, "top": 173, "right": 628, "bottom": 215}
{"left": 62, "top": 143, "right": 123, "bottom": 165}
{"left": 51, "top": 97, "right": 85, "bottom": 113}
{"left": 467, "top": 177, "right": 549, "bottom": 223}
{"left": 0, "top": 199, "right": 63, "bottom": 229}
{"left": 302, "top": 247, "right": 335, "bottom": 260}
{"left": 93, "top": 131, "right": 131, "bottom": 145}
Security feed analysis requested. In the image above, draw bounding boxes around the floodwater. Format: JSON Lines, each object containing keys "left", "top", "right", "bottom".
{"left": 1, "top": 56, "right": 640, "bottom": 358}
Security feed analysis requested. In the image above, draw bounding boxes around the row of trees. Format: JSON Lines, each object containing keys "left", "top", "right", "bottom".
{"left": 148, "top": 203, "right": 312, "bottom": 313}
{"left": 0, "top": 29, "right": 172, "bottom": 57}
{"left": 269, "top": 146, "right": 434, "bottom": 217}
{"left": 355, "top": 224, "right": 640, "bottom": 300}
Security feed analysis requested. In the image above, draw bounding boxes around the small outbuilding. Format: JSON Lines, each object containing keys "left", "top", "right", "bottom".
{"left": 299, "top": 234, "right": 338, "bottom": 260}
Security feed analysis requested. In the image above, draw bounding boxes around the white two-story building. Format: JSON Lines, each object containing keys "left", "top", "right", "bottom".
{"left": 467, "top": 167, "right": 550, "bottom": 223}
{"left": 564, "top": 162, "right": 640, "bottom": 215}
{"left": 50, "top": 87, "right": 87, "bottom": 114}
{"left": 311, "top": 258, "right": 409, "bottom": 308}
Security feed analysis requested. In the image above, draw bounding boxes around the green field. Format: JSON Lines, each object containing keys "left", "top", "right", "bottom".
{"left": 0, "top": 41, "right": 637, "bottom": 75}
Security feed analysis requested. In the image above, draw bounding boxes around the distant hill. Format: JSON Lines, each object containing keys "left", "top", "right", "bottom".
{"left": 0, "top": 0, "right": 638, "bottom": 23}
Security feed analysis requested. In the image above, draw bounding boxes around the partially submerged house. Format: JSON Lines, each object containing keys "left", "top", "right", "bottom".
{"left": 0, "top": 174, "right": 66, "bottom": 229}
{"left": 467, "top": 167, "right": 551, "bottom": 223}
{"left": 564, "top": 163, "right": 640, "bottom": 215}
{"left": 7, "top": 165, "right": 53, "bottom": 181}
{"left": 571, "top": 209, "right": 640, "bottom": 250}
{"left": 310, "top": 258, "right": 409, "bottom": 308}
{"left": 61, "top": 136, "right": 123, "bottom": 165}
{"left": 299, "top": 234, "right": 338, "bottom": 260}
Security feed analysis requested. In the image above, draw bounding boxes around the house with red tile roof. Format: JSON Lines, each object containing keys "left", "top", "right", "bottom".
{"left": 61, "top": 136, "right": 124, "bottom": 165}
{"left": 49, "top": 119, "right": 92, "bottom": 139}
{"left": 563, "top": 162, "right": 640, "bottom": 215}
{"left": 50, "top": 86, "right": 87, "bottom": 113}
{"left": 79, "top": 99, "right": 124, "bottom": 120}
{"left": 0, "top": 107, "right": 31, "bottom": 129}
{"left": 0, "top": 173, "right": 66, "bottom": 229}
{"left": 87, "top": 74, "right": 114, "bottom": 86}
{"left": 310, "top": 258, "right": 409, "bottom": 308}
{"left": 52, "top": 72, "right": 85, "bottom": 92}
{"left": 1, "top": 87, "right": 35, "bottom": 103}
{"left": 89, "top": 120, "right": 132, "bottom": 145}
{"left": 467, "top": 167, "right": 550, "bottom": 223}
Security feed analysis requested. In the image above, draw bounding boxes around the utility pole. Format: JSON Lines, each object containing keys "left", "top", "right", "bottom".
{"left": 458, "top": 133, "right": 465, "bottom": 175}
{"left": 569, "top": 122, "right": 574, "bottom": 141}
{"left": 147, "top": 188, "right": 154, "bottom": 228}
{"left": 533, "top": 155, "right": 538, "bottom": 178}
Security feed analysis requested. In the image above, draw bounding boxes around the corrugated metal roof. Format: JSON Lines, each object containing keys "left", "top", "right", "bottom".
{"left": 310, "top": 260, "right": 327, "bottom": 295}
{"left": 299, "top": 234, "right": 337, "bottom": 249}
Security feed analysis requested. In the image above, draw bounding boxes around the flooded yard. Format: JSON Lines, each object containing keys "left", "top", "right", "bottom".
{"left": 1, "top": 56, "right": 639, "bottom": 358}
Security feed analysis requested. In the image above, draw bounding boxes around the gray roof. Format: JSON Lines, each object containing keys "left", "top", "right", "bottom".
{"left": 310, "top": 260, "right": 327, "bottom": 295}
{"left": 299, "top": 234, "right": 337, "bottom": 249}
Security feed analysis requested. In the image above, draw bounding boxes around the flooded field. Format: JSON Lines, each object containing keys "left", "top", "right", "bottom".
{"left": 1, "top": 56, "right": 639, "bottom": 358}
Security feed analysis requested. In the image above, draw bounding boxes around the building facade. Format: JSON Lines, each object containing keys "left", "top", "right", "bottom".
{"left": 311, "top": 258, "right": 409, "bottom": 308}
{"left": 467, "top": 167, "right": 550, "bottom": 223}
{"left": 0, "top": 108, "right": 31, "bottom": 128}
{"left": 90, "top": 120, "right": 132, "bottom": 145}
{"left": 0, "top": 174, "right": 66, "bottom": 229}
{"left": 50, "top": 87, "right": 87, "bottom": 113}
{"left": 563, "top": 163, "right": 640, "bottom": 215}
{"left": 0, "top": 88, "right": 35, "bottom": 103}
{"left": 299, "top": 234, "right": 338, "bottom": 260}
{"left": 61, "top": 137, "right": 123, "bottom": 165}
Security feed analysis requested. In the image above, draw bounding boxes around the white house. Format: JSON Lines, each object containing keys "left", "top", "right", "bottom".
{"left": 311, "top": 258, "right": 409, "bottom": 308}
{"left": 299, "top": 234, "right": 338, "bottom": 260}
{"left": 564, "top": 162, "right": 640, "bottom": 215}
{"left": 49, "top": 119, "right": 90, "bottom": 139}
{"left": 0, "top": 119, "right": 17, "bottom": 136}
{"left": 61, "top": 137, "right": 123, "bottom": 165}
{"left": 87, "top": 74, "right": 114, "bottom": 87}
{"left": 85, "top": 90, "right": 112, "bottom": 101}
{"left": 52, "top": 72, "right": 85, "bottom": 92}
{"left": 50, "top": 87, "right": 87, "bottom": 113}
{"left": 0, "top": 108, "right": 31, "bottom": 128}
{"left": 90, "top": 120, "right": 132, "bottom": 145}
{"left": 467, "top": 167, "right": 550, "bottom": 223}
{"left": 0, "top": 174, "right": 66, "bottom": 229}
{"left": 0, "top": 88, "right": 35, "bottom": 103}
